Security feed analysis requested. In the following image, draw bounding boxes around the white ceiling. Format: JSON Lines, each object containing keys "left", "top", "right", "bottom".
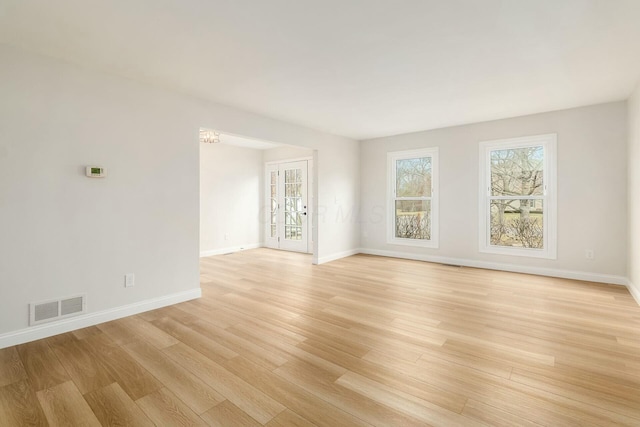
{"left": 1, "top": 1, "right": 640, "bottom": 140}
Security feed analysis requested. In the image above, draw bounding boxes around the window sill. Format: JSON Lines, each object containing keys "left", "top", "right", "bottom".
{"left": 388, "top": 238, "right": 439, "bottom": 249}
{"left": 479, "top": 245, "right": 556, "bottom": 259}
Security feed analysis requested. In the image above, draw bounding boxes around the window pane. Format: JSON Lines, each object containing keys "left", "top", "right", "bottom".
{"left": 270, "top": 171, "right": 276, "bottom": 185}
{"left": 395, "top": 200, "right": 431, "bottom": 240}
{"left": 270, "top": 225, "right": 276, "bottom": 237}
{"left": 284, "top": 226, "right": 302, "bottom": 240}
{"left": 491, "top": 146, "right": 543, "bottom": 196}
{"left": 396, "top": 157, "right": 431, "bottom": 197}
{"left": 490, "top": 199, "right": 543, "bottom": 248}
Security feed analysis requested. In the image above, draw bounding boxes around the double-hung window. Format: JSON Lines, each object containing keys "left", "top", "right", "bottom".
{"left": 479, "top": 134, "right": 557, "bottom": 258}
{"left": 388, "top": 148, "right": 439, "bottom": 248}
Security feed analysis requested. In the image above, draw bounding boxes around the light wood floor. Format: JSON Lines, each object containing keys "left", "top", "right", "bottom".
{"left": 1, "top": 249, "right": 640, "bottom": 426}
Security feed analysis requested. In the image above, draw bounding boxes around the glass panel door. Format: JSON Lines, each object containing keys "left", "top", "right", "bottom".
{"left": 264, "top": 160, "right": 309, "bottom": 253}
{"left": 278, "top": 161, "right": 308, "bottom": 252}
{"left": 264, "top": 164, "right": 279, "bottom": 249}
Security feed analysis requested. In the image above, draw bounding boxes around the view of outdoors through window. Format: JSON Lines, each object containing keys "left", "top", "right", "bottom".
{"left": 489, "top": 146, "right": 544, "bottom": 248}
{"left": 395, "top": 157, "right": 432, "bottom": 240}
{"left": 284, "top": 168, "right": 304, "bottom": 240}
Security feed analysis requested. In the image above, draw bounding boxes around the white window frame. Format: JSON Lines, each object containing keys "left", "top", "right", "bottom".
{"left": 478, "top": 134, "right": 557, "bottom": 259}
{"left": 387, "top": 147, "right": 439, "bottom": 248}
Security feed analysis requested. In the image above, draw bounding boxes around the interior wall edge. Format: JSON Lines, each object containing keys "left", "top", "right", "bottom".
{"left": 627, "top": 281, "right": 640, "bottom": 306}
{"left": 315, "top": 249, "right": 361, "bottom": 265}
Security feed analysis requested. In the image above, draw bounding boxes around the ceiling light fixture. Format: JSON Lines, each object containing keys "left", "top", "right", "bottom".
{"left": 200, "top": 129, "right": 220, "bottom": 144}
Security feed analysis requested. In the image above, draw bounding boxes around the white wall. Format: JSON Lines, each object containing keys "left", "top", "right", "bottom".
{"left": 263, "top": 145, "right": 313, "bottom": 163}
{"left": 360, "top": 102, "right": 628, "bottom": 283}
{"left": 0, "top": 45, "right": 360, "bottom": 344}
{"left": 628, "top": 82, "right": 640, "bottom": 301}
{"left": 200, "top": 144, "right": 263, "bottom": 256}
{"left": 315, "top": 142, "right": 361, "bottom": 263}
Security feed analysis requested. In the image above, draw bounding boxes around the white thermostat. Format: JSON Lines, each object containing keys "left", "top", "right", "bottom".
{"left": 86, "top": 166, "right": 106, "bottom": 178}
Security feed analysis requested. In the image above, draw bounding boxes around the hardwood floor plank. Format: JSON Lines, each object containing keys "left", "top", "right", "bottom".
{"left": 510, "top": 366, "right": 640, "bottom": 421}
{"left": 0, "top": 379, "right": 48, "bottom": 426}
{"left": 200, "top": 400, "right": 261, "bottom": 427}
{"left": 139, "top": 305, "right": 200, "bottom": 324}
{"left": 71, "top": 325, "right": 102, "bottom": 340}
{"left": 124, "top": 315, "right": 181, "bottom": 348}
{"left": 231, "top": 317, "right": 307, "bottom": 347}
{"left": 136, "top": 387, "right": 208, "bottom": 427}
{"left": 335, "top": 371, "right": 483, "bottom": 426}
{"left": 164, "top": 342, "right": 286, "bottom": 424}
{"left": 297, "top": 340, "right": 468, "bottom": 413}
{"left": 265, "top": 409, "right": 318, "bottom": 427}
{"left": 461, "top": 398, "right": 544, "bottom": 427}
{"left": 151, "top": 315, "right": 238, "bottom": 364}
{"left": 409, "top": 352, "right": 640, "bottom": 426}
{"left": 36, "top": 380, "right": 101, "bottom": 426}
{"left": 274, "top": 358, "right": 427, "bottom": 427}
{"left": 0, "top": 347, "right": 27, "bottom": 387}
{"left": 188, "top": 318, "right": 288, "bottom": 370}
{"left": 84, "top": 382, "right": 154, "bottom": 426}
{"left": 16, "top": 340, "right": 70, "bottom": 391}
{"left": 44, "top": 332, "right": 77, "bottom": 347}
{"left": 98, "top": 315, "right": 179, "bottom": 349}
{"left": 224, "top": 356, "right": 371, "bottom": 427}
{"left": 177, "top": 300, "right": 239, "bottom": 329}
{"left": 97, "top": 319, "right": 140, "bottom": 346}
{"left": 123, "top": 341, "right": 224, "bottom": 415}
{"left": 82, "top": 333, "right": 162, "bottom": 400}
{"left": 50, "top": 338, "right": 116, "bottom": 394}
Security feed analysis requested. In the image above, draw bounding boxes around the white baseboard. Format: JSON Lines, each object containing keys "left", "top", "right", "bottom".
{"left": 627, "top": 280, "right": 640, "bottom": 306}
{"left": 358, "top": 248, "right": 629, "bottom": 286}
{"left": 0, "top": 288, "right": 201, "bottom": 349}
{"left": 316, "top": 249, "right": 360, "bottom": 265}
{"left": 200, "top": 243, "right": 262, "bottom": 258}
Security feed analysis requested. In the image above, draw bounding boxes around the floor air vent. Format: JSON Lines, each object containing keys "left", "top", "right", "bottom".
{"left": 29, "top": 294, "right": 86, "bottom": 326}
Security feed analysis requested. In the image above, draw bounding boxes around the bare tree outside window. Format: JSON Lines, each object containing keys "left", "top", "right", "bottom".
{"left": 489, "top": 146, "right": 544, "bottom": 248}
{"left": 395, "top": 157, "right": 431, "bottom": 239}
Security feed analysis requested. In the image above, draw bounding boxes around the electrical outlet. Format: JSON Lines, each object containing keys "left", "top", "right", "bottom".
{"left": 585, "top": 250, "right": 594, "bottom": 260}
{"left": 125, "top": 273, "right": 135, "bottom": 288}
